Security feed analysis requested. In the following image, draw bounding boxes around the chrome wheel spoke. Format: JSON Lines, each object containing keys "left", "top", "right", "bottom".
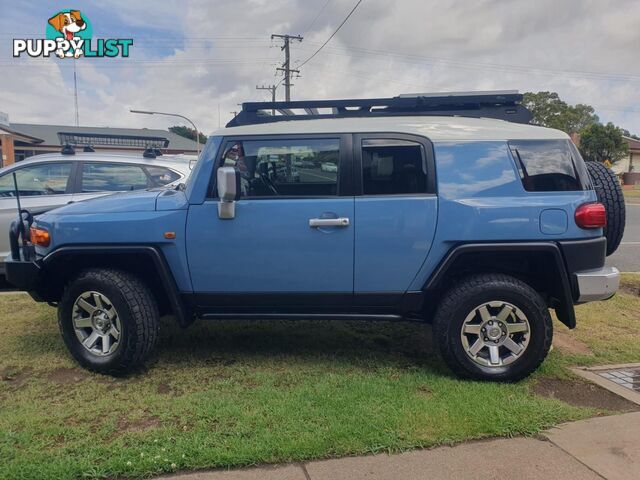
{"left": 503, "top": 337, "right": 523, "bottom": 355}
{"left": 468, "top": 338, "right": 485, "bottom": 356}
{"left": 83, "top": 331, "right": 99, "bottom": 349}
{"left": 76, "top": 297, "right": 96, "bottom": 316}
{"left": 507, "top": 322, "right": 528, "bottom": 334}
{"left": 463, "top": 324, "right": 482, "bottom": 335}
{"left": 109, "top": 327, "right": 120, "bottom": 340}
{"left": 496, "top": 305, "right": 513, "bottom": 322}
{"left": 102, "top": 335, "right": 111, "bottom": 354}
{"left": 93, "top": 293, "right": 104, "bottom": 310}
{"left": 488, "top": 346, "right": 500, "bottom": 365}
{"left": 478, "top": 305, "right": 491, "bottom": 322}
{"left": 73, "top": 317, "right": 92, "bottom": 329}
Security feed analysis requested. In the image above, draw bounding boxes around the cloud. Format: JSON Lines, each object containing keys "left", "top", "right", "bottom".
{"left": 0, "top": 0, "right": 638, "bottom": 135}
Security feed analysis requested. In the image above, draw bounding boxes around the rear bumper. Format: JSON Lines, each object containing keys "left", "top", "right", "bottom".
{"left": 575, "top": 266, "right": 620, "bottom": 303}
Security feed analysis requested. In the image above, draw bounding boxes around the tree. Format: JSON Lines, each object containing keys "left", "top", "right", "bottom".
{"left": 523, "top": 92, "right": 598, "bottom": 134}
{"left": 169, "top": 125, "right": 207, "bottom": 144}
{"left": 579, "top": 122, "right": 628, "bottom": 164}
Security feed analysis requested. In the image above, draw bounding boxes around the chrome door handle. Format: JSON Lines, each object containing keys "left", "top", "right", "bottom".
{"left": 309, "top": 217, "right": 350, "bottom": 228}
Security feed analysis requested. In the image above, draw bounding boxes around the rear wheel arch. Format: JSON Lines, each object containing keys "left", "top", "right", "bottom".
{"left": 423, "top": 243, "right": 575, "bottom": 328}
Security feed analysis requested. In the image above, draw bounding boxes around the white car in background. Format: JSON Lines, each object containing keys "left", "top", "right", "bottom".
{"left": 320, "top": 162, "right": 338, "bottom": 173}
{"left": 0, "top": 151, "right": 192, "bottom": 274}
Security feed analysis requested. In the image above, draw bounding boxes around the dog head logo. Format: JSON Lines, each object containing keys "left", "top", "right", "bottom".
{"left": 46, "top": 9, "right": 92, "bottom": 58}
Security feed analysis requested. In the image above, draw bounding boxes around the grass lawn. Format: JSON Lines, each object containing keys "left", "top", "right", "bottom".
{"left": 0, "top": 275, "right": 639, "bottom": 479}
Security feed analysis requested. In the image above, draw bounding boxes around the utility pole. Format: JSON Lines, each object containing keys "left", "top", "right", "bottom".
{"left": 271, "top": 34, "right": 303, "bottom": 101}
{"left": 256, "top": 84, "right": 277, "bottom": 115}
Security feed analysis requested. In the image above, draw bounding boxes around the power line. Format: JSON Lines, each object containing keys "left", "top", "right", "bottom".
{"left": 302, "top": 0, "right": 332, "bottom": 36}
{"left": 297, "top": 0, "right": 364, "bottom": 70}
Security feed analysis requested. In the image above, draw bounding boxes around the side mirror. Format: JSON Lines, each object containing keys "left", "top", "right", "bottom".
{"left": 217, "top": 166, "right": 240, "bottom": 219}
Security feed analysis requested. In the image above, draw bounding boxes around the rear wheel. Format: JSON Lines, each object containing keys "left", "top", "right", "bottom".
{"left": 58, "top": 269, "right": 159, "bottom": 375}
{"left": 433, "top": 274, "right": 552, "bottom": 382}
{"left": 586, "top": 161, "right": 626, "bottom": 256}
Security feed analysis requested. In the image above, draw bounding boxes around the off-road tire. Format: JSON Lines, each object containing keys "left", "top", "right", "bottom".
{"left": 586, "top": 161, "right": 625, "bottom": 256}
{"left": 433, "top": 274, "right": 553, "bottom": 382}
{"left": 58, "top": 269, "right": 159, "bottom": 375}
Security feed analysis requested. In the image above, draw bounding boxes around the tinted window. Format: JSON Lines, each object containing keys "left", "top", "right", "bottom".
{"left": 81, "top": 163, "right": 149, "bottom": 192}
{"left": 362, "top": 139, "right": 427, "bottom": 195}
{"left": 0, "top": 162, "right": 71, "bottom": 197}
{"left": 145, "top": 166, "right": 180, "bottom": 186}
{"left": 509, "top": 140, "right": 584, "bottom": 192}
{"left": 219, "top": 138, "right": 340, "bottom": 197}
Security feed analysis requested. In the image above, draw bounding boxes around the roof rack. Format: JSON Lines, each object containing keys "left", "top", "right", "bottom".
{"left": 226, "top": 90, "right": 532, "bottom": 127}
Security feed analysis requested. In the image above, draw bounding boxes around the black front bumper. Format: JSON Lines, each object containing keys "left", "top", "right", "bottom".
{"left": 5, "top": 254, "right": 41, "bottom": 292}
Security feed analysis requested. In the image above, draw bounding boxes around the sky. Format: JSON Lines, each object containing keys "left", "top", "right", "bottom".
{"left": 0, "top": 0, "right": 638, "bottom": 135}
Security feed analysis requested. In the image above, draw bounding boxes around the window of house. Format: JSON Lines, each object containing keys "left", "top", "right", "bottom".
{"left": 0, "top": 162, "right": 72, "bottom": 197}
{"left": 218, "top": 138, "right": 340, "bottom": 197}
{"left": 361, "top": 139, "right": 427, "bottom": 195}
{"left": 81, "top": 163, "right": 149, "bottom": 192}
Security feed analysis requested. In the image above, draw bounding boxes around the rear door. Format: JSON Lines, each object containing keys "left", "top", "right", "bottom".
{"left": 185, "top": 134, "right": 354, "bottom": 307}
{"left": 353, "top": 134, "right": 438, "bottom": 299}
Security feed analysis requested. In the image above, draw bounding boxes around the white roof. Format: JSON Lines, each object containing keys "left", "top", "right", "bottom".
{"left": 212, "top": 116, "right": 568, "bottom": 142}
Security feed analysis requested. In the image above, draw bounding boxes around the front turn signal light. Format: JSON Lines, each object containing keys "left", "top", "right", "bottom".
{"left": 30, "top": 226, "right": 51, "bottom": 247}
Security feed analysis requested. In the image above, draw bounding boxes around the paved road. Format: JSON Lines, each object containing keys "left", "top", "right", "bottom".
{"left": 606, "top": 201, "right": 640, "bottom": 273}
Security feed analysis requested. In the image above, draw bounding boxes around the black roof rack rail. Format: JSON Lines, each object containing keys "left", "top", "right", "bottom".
{"left": 226, "top": 90, "right": 532, "bottom": 127}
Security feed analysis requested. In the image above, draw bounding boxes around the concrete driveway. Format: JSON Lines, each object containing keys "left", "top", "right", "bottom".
{"left": 606, "top": 201, "right": 640, "bottom": 273}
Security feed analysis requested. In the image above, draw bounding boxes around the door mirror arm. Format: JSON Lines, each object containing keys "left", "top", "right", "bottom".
{"left": 217, "top": 166, "right": 240, "bottom": 219}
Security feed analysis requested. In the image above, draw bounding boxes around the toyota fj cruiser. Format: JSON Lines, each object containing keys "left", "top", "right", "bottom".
{"left": 5, "top": 92, "right": 625, "bottom": 381}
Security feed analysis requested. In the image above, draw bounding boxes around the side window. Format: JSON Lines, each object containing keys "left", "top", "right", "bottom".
{"left": 145, "top": 166, "right": 180, "bottom": 186}
{"left": 81, "top": 163, "right": 149, "bottom": 192}
{"left": 0, "top": 162, "right": 72, "bottom": 197}
{"left": 361, "top": 139, "right": 427, "bottom": 195}
{"left": 218, "top": 138, "right": 340, "bottom": 197}
{"left": 509, "top": 140, "right": 584, "bottom": 192}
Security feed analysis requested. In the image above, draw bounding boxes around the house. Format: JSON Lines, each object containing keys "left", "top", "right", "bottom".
{"left": 0, "top": 120, "right": 200, "bottom": 167}
{"left": 611, "top": 136, "right": 640, "bottom": 175}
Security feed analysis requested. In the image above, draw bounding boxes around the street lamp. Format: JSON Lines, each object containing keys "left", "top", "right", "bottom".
{"left": 130, "top": 109, "right": 201, "bottom": 157}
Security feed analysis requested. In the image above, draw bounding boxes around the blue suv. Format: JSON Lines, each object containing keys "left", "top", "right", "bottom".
{"left": 5, "top": 92, "right": 624, "bottom": 381}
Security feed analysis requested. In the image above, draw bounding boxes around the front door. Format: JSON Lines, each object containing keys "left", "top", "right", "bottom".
{"left": 186, "top": 135, "right": 354, "bottom": 308}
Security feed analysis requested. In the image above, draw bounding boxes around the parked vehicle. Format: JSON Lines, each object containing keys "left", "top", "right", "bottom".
{"left": 0, "top": 151, "right": 191, "bottom": 274}
{"left": 5, "top": 92, "right": 624, "bottom": 381}
{"left": 320, "top": 162, "right": 338, "bottom": 173}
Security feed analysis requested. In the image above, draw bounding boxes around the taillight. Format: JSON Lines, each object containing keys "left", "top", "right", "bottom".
{"left": 575, "top": 203, "right": 606, "bottom": 229}
{"left": 29, "top": 226, "right": 51, "bottom": 247}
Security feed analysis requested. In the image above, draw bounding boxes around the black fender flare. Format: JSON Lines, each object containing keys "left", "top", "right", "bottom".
{"left": 42, "top": 245, "right": 192, "bottom": 327}
{"left": 423, "top": 242, "right": 576, "bottom": 328}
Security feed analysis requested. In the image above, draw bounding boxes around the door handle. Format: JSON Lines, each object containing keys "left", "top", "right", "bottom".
{"left": 309, "top": 217, "right": 350, "bottom": 228}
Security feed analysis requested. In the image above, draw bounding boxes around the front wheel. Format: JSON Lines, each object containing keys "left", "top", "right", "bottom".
{"left": 433, "top": 274, "right": 552, "bottom": 382}
{"left": 58, "top": 269, "right": 159, "bottom": 375}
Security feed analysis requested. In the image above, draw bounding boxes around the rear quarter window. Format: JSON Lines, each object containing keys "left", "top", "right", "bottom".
{"left": 509, "top": 140, "right": 588, "bottom": 192}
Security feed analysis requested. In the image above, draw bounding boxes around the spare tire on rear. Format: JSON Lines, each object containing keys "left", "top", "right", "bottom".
{"left": 585, "top": 161, "right": 625, "bottom": 256}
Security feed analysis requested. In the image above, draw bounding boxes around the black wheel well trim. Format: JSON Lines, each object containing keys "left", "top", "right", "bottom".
{"left": 423, "top": 241, "right": 576, "bottom": 329}
{"left": 41, "top": 245, "right": 192, "bottom": 327}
